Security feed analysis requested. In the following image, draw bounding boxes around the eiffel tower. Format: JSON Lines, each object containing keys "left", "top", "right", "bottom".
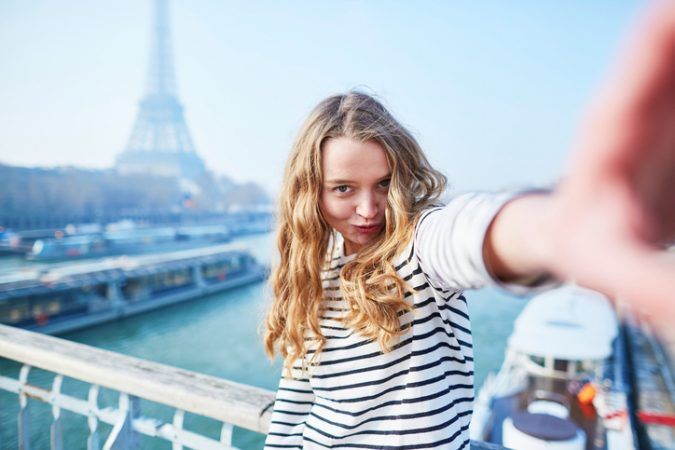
{"left": 116, "top": 0, "right": 205, "bottom": 179}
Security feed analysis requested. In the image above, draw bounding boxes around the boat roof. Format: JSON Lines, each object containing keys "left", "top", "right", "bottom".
{"left": 508, "top": 285, "right": 617, "bottom": 361}
{"left": 0, "top": 243, "right": 253, "bottom": 300}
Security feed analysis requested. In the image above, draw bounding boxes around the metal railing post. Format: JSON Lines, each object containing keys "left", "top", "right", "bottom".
{"left": 87, "top": 384, "right": 102, "bottom": 450}
{"left": 50, "top": 374, "right": 64, "bottom": 450}
{"left": 104, "top": 393, "right": 141, "bottom": 450}
{"left": 18, "top": 365, "right": 31, "bottom": 450}
{"left": 219, "top": 423, "right": 233, "bottom": 447}
{"left": 171, "top": 409, "right": 185, "bottom": 450}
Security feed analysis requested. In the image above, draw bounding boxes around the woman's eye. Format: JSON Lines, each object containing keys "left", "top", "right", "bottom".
{"left": 379, "top": 179, "right": 391, "bottom": 188}
{"left": 334, "top": 185, "right": 350, "bottom": 193}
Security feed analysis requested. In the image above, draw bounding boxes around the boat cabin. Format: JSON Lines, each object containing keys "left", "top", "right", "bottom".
{"left": 508, "top": 286, "right": 618, "bottom": 380}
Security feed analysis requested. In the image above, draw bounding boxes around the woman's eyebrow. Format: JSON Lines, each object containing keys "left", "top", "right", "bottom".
{"left": 325, "top": 178, "right": 354, "bottom": 184}
{"left": 325, "top": 172, "right": 391, "bottom": 184}
{"left": 325, "top": 174, "right": 391, "bottom": 185}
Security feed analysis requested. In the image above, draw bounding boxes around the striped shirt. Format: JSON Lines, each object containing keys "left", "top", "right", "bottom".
{"left": 265, "top": 192, "right": 523, "bottom": 449}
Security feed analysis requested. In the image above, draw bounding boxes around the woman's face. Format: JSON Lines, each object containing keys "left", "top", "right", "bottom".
{"left": 320, "top": 137, "right": 391, "bottom": 255}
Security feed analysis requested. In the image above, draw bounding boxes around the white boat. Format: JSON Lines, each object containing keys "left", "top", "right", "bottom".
{"left": 0, "top": 244, "right": 267, "bottom": 334}
{"left": 470, "top": 286, "right": 640, "bottom": 450}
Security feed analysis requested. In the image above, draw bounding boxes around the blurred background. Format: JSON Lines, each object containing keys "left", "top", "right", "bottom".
{"left": 3, "top": 1, "right": 664, "bottom": 450}
{"left": 1, "top": 1, "right": 641, "bottom": 194}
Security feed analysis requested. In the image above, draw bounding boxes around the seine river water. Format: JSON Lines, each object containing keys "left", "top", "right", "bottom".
{"left": 0, "top": 233, "right": 527, "bottom": 449}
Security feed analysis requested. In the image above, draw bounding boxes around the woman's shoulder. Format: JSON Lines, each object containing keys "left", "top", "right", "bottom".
{"left": 414, "top": 204, "right": 445, "bottom": 233}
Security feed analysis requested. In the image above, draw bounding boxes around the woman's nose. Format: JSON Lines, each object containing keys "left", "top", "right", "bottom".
{"left": 356, "top": 193, "right": 378, "bottom": 219}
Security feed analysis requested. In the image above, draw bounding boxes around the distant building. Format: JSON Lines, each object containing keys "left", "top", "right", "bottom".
{"left": 116, "top": 0, "right": 205, "bottom": 180}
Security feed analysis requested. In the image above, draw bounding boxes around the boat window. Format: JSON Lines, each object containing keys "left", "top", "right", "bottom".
{"left": 10, "top": 307, "right": 28, "bottom": 323}
{"left": 122, "top": 277, "right": 144, "bottom": 299}
{"left": 32, "top": 304, "right": 44, "bottom": 316}
{"left": 46, "top": 301, "right": 60, "bottom": 314}
{"left": 0, "top": 299, "right": 30, "bottom": 324}
{"left": 82, "top": 283, "right": 108, "bottom": 298}
{"left": 529, "top": 355, "right": 545, "bottom": 367}
{"left": 574, "top": 361, "right": 584, "bottom": 374}
{"left": 553, "top": 359, "right": 568, "bottom": 372}
{"left": 230, "top": 255, "right": 242, "bottom": 271}
{"left": 577, "top": 360, "right": 596, "bottom": 373}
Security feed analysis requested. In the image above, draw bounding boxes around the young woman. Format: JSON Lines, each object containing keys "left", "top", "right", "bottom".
{"left": 263, "top": 3, "right": 675, "bottom": 448}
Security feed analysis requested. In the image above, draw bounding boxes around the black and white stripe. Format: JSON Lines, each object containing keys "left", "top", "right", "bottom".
{"left": 265, "top": 235, "right": 474, "bottom": 449}
{"left": 264, "top": 193, "right": 544, "bottom": 448}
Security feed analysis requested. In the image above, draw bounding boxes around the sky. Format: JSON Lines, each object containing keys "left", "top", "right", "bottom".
{"left": 0, "top": 1, "right": 642, "bottom": 194}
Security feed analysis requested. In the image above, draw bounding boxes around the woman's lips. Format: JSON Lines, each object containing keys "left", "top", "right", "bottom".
{"left": 352, "top": 224, "right": 382, "bottom": 234}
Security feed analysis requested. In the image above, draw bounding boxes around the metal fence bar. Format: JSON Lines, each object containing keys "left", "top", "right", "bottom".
{"left": 87, "top": 385, "right": 102, "bottom": 450}
{"left": 172, "top": 409, "right": 185, "bottom": 450}
{"left": 103, "top": 393, "right": 140, "bottom": 450}
{"left": 50, "top": 374, "right": 64, "bottom": 450}
{"left": 220, "top": 423, "right": 234, "bottom": 446}
{"left": 18, "top": 364, "right": 31, "bottom": 450}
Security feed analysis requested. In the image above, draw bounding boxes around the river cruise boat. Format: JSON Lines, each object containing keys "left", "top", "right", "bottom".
{"left": 469, "top": 286, "right": 675, "bottom": 450}
{"left": 27, "top": 225, "right": 233, "bottom": 261}
{"left": 0, "top": 244, "right": 267, "bottom": 335}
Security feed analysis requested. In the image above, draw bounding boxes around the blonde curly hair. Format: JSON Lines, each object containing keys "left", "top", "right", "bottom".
{"left": 264, "top": 91, "right": 447, "bottom": 374}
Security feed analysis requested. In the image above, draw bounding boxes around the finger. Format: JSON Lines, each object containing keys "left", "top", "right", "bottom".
{"left": 574, "top": 1, "right": 675, "bottom": 176}
{"left": 608, "top": 1, "right": 675, "bottom": 120}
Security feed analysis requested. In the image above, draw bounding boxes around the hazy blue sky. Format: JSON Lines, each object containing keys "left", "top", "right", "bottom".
{"left": 0, "top": 1, "right": 641, "bottom": 193}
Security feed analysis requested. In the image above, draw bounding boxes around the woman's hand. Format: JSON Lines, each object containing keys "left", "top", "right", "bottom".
{"left": 487, "top": 2, "right": 675, "bottom": 334}
{"left": 547, "top": 2, "right": 675, "bottom": 330}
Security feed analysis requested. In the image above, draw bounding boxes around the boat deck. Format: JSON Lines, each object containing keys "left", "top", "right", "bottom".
{"left": 486, "top": 377, "right": 606, "bottom": 450}
{"left": 625, "top": 314, "right": 675, "bottom": 449}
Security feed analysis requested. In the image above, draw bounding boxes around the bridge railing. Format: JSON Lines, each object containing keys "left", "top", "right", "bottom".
{"left": 0, "top": 323, "right": 504, "bottom": 449}
{"left": 0, "top": 324, "right": 274, "bottom": 449}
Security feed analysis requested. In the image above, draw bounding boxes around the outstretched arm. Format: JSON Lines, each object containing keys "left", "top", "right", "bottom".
{"left": 484, "top": 1, "right": 675, "bottom": 331}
